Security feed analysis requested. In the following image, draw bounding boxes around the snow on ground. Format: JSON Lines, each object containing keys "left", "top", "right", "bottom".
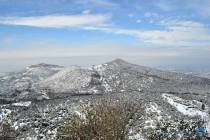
{"left": 162, "top": 93, "right": 208, "bottom": 118}
{"left": 38, "top": 66, "right": 92, "bottom": 93}
{"left": 144, "top": 102, "right": 163, "bottom": 129}
{"left": 74, "top": 110, "right": 86, "bottom": 120}
{"left": 128, "top": 129, "right": 145, "bottom": 140}
{"left": 0, "top": 108, "right": 12, "bottom": 121}
{"left": 12, "top": 101, "right": 31, "bottom": 107}
{"left": 89, "top": 87, "right": 100, "bottom": 94}
{"left": 92, "top": 64, "right": 107, "bottom": 75}
{"left": 161, "top": 94, "right": 210, "bottom": 137}
{"left": 144, "top": 119, "right": 156, "bottom": 129}
{"left": 92, "top": 64, "right": 113, "bottom": 92}
{"left": 146, "top": 102, "right": 161, "bottom": 114}
{"left": 102, "top": 80, "right": 112, "bottom": 92}
{"left": 129, "top": 133, "right": 145, "bottom": 140}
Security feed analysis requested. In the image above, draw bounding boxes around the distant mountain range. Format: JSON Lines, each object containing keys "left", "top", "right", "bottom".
{"left": 1, "top": 59, "right": 210, "bottom": 139}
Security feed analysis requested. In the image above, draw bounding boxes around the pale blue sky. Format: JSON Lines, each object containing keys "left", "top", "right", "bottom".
{"left": 0, "top": 0, "right": 210, "bottom": 72}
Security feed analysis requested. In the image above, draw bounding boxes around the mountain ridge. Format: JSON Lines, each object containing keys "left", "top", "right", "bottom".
{"left": 1, "top": 59, "right": 210, "bottom": 139}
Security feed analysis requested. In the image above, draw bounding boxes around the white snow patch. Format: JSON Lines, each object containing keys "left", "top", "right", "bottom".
{"left": 0, "top": 109, "right": 12, "bottom": 121}
{"left": 12, "top": 101, "right": 31, "bottom": 107}
{"left": 13, "top": 121, "right": 19, "bottom": 130}
{"left": 146, "top": 102, "right": 161, "bottom": 114}
{"left": 145, "top": 102, "right": 163, "bottom": 125}
{"left": 92, "top": 89, "right": 99, "bottom": 94}
{"left": 148, "top": 77, "right": 153, "bottom": 83}
{"left": 93, "top": 64, "right": 107, "bottom": 74}
{"left": 102, "top": 80, "right": 112, "bottom": 92}
{"left": 129, "top": 133, "right": 145, "bottom": 140}
{"left": 19, "top": 122, "right": 27, "bottom": 127}
{"left": 162, "top": 93, "right": 208, "bottom": 118}
{"left": 37, "top": 92, "right": 50, "bottom": 100}
{"left": 144, "top": 119, "right": 156, "bottom": 129}
{"left": 75, "top": 110, "right": 86, "bottom": 120}
{"left": 129, "top": 129, "right": 145, "bottom": 140}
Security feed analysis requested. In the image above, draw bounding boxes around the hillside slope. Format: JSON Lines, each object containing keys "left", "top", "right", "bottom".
{"left": 1, "top": 59, "right": 210, "bottom": 139}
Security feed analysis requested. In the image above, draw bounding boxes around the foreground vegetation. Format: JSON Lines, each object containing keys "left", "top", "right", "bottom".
{"left": 56, "top": 99, "right": 207, "bottom": 140}
{"left": 0, "top": 120, "right": 16, "bottom": 140}
{"left": 0, "top": 99, "right": 207, "bottom": 140}
{"left": 56, "top": 99, "right": 143, "bottom": 140}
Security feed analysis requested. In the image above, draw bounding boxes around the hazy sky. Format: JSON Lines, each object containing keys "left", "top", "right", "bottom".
{"left": 0, "top": 0, "right": 210, "bottom": 72}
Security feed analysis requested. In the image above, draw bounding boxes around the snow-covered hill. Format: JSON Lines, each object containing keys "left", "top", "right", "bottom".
{"left": 0, "top": 63, "right": 63, "bottom": 100}
{"left": 38, "top": 66, "right": 101, "bottom": 94}
{"left": 1, "top": 59, "right": 210, "bottom": 139}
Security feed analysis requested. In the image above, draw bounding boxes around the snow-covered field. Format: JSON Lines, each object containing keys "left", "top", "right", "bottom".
{"left": 162, "top": 93, "right": 208, "bottom": 118}
{"left": 162, "top": 93, "right": 210, "bottom": 136}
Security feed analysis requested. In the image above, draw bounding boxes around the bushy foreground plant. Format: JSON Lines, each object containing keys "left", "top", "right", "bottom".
{"left": 56, "top": 99, "right": 143, "bottom": 140}
{"left": 0, "top": 120, "right": 16, "bottom": 140}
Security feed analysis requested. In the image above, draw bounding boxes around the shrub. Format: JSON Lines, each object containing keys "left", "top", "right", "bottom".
{"left": 56, "top": 99, "right": 143, "bottom": 140}
{"left": 0, "top": 120, "right": 16, "bottom": 140}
